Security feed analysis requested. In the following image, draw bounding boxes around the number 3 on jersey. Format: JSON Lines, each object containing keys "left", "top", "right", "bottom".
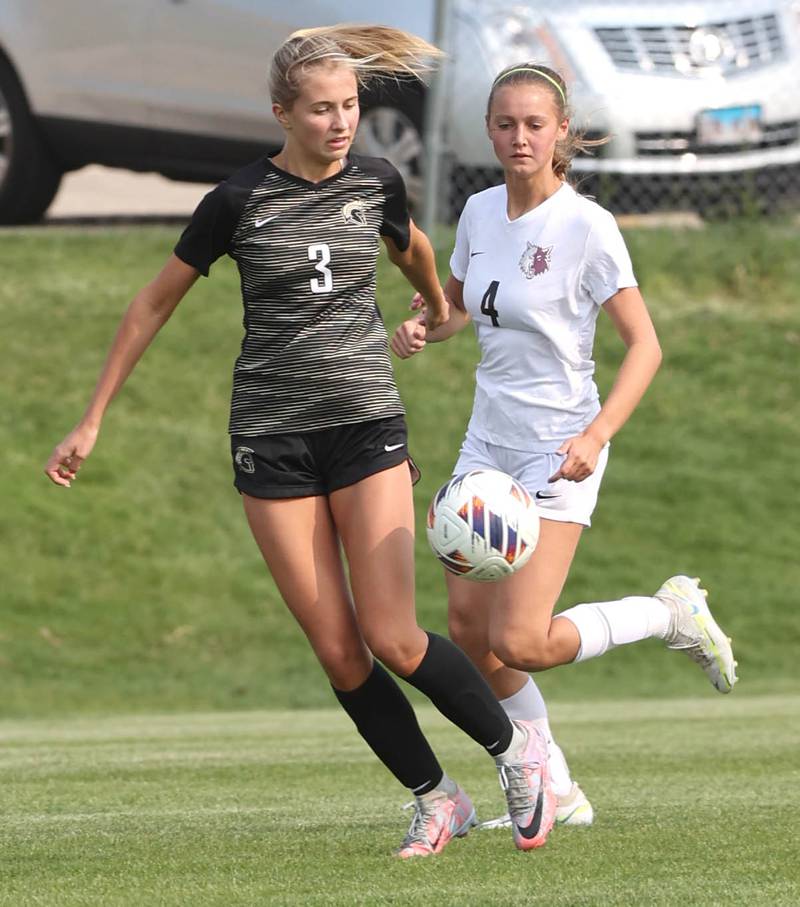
{"left": 480, "top": 280, "right": 500, "bottom": 326}
{"left": 308, "top": 243, "right": 333, "bottom": 294}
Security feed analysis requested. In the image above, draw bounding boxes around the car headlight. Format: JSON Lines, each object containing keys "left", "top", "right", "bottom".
{"left": 476, "top": 6, "right": 555, "bottom": 71}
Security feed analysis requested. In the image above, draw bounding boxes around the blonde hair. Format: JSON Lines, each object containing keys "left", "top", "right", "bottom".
{"left": 487, "top": 63, "right": 607, "bottom": 181}
{"left": 270, "top": 24, "right": 442, "bottom": 109}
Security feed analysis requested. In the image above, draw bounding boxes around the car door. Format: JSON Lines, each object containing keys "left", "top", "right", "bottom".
{"left": 141, "top": 0, "right": 286, "bottom": 147}
{"left": 4, "top": 0, "right": 151, "bottom": 128}
{"left": 141, "top": 0, "right": 435, "bottom": 145}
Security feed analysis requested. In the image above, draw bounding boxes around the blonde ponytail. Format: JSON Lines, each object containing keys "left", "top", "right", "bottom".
{"left": 270, "top": 24, "right": 442, "bottom": 108}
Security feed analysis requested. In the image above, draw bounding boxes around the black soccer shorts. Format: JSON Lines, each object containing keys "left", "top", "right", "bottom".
{"left": 230, "top": 415, "right": 420, "bottom": 499}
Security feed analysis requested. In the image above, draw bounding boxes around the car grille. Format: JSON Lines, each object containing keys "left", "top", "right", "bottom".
{"left": 595, "top": 14, "right": 784, "bottom": 75}
{"left": 635, "top": 121, "right": 800, "bottom": 155}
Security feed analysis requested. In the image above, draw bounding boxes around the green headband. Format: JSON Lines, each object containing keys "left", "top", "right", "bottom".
{"left": 492, "top": 67, "right": 566, "bottom": 105}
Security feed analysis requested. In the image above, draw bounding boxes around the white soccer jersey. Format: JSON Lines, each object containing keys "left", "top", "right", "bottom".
{"left": 450, "top": 182, "right": 637, "bottom": 452}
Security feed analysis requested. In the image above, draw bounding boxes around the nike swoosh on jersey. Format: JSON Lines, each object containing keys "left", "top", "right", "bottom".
{"left": 515, "top": 786, "right": 545, "bottom": 839}
{"left": 255, "top": 215, "right": 278, "bottom": 227}
{"left": 470, "top": 251, "right": 486, "bottom": 257}
{"left": 384, "top": 443, "right": 404, "bottom": 452}
{"left": 535, "top": 491, "right": 560, "bottom": 500}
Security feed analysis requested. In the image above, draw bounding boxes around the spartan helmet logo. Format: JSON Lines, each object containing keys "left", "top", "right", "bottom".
{"left": 234, "top": 446, "right": 256, "bottom": 474}
{"left": 342, "top": 199, "right": 369, "bottom": 227}
{"left": 519, "top": 242, "right": 552, "bottom": 279}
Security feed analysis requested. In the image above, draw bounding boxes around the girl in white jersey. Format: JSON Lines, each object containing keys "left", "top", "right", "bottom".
{"left": 44, "top": 30, "right": 559, "bottom": 859}
{"left": 393, "top": 62, "right": 738, "bottom": 824}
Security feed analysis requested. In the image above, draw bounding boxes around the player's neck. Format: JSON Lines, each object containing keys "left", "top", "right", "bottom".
{"left": 504, "top": 172, "right": 564, "bottom": 220}
{"left": 271, "top": 145, "right": 345, "bottom": 184}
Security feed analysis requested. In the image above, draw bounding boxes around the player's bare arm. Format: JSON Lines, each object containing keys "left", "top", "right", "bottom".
{"left": 390, "top": 275, "right": 471, "bottom": 359}
{"left": 383, "top": 220, "right": 448, "bottom": 330}
{"left": 44, "top": 254, "right": 199, "bottom": 486}
{"left": 549, "top": 286, "right": 662, "bottom": 483}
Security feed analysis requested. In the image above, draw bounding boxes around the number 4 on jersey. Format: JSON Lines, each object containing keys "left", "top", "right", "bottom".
{"left": 480, "top": 280, "right": 500, "bottom": 326}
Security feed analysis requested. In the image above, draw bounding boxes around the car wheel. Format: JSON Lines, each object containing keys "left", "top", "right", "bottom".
{"left": 353, "top": 100, "right": 424, "bottom": 209}
{"left": 0, "top": 56, "right": 62, "bottom": 224}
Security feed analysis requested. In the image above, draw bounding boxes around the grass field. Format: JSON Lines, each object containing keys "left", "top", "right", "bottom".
{"left": 2, "top": 695, "right": 799, "bottom": 905}
{"left": 2, "top": 221, "right": 799, "bottom": 714}
{"left": 1, "top": 220, "right": 799, "bottom": 904}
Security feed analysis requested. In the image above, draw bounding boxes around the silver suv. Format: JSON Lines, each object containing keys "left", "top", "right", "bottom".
{"left": 450, "top": 0, "right": 800, "bottom": 213}
{"left": 1, "top": 0, "right": 798, "bottom": 223}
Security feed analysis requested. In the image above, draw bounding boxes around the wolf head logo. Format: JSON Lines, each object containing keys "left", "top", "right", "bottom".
{"left": 519, "top": 242, "right": 552, "bottom": 279}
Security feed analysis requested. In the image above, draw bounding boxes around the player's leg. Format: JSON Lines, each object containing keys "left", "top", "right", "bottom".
{"left": 487, "top": 442, "right": 737, "bottom": 692}
{"left": 560, "top": 574, "right": 738, "bottom": 693}
{"left": 330, "top": 461, "right": 555, "bottom": 850}
{"left": 487, "top": 517, "right": 584, "bottom": 670}
{"left": 242, "top": 491, "right": 474, "bottom": 856}
{"left": 486, "top": 518, "right": 736, "bottom": 691}
{"left": 447, "top": 572, "right": 592, "bottom": 826}
{"left": 330, "top": 462, "right": 514, "bottom": 747}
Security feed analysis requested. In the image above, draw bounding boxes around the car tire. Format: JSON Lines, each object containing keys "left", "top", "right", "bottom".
{"left": 0, "top": 55, "right": 62, "bottom": 224}
{"left": 353, "top": 81, "right": 424, "bottom": 210}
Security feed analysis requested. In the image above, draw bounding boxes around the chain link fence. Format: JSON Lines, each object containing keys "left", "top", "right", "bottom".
{"left": 420, "top": 0, "right": 800, "bottom": 229}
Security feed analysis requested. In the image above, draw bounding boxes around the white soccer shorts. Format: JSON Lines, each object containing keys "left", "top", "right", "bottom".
{"left": 452, "top": 431, "right": 610, "bottom": 527}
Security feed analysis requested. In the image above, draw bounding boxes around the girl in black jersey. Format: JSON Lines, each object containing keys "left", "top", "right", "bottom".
{"left": 45, "top": 26, "right": 557, "bottom": 856}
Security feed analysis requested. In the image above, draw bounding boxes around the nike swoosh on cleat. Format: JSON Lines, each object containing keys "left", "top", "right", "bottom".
{"left": 516, "top": 786, "right": 544, "bottom": 839}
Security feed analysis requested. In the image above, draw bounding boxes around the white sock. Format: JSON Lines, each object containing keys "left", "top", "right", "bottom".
{"left": 558, "top": 595, "right": 672, "bottom": 662}
{"left": 499, "top": 676, "right": 548, "bottom": 722}
{"left": 498, "top": 678, "right": 573, "bottom": 797}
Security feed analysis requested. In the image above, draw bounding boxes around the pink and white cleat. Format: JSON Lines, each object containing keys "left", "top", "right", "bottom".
{"left": 396, "top": 785, "right": 478, "bottom": 859}
{"left": 496, "top": 720, "right": 557, "bottom": 850}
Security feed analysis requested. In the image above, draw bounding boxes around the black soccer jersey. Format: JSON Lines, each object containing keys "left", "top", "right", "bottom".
{"left": 174, "top": 154, "right": 411, "bottom": 436}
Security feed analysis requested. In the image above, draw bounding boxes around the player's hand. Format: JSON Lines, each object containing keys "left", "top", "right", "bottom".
{"left": 548, "top": 431, "right": 604, "bottom": 484}
{"left": 409, "top": 292, "right": 425, "bottom": 316}
{"left": 425, "top": 294, "right": 449, "bottom": 332}
{"left": 409, "top": 291, "right": 449, "bottom": 332}
{"left": 44, "top": 423, "right": 99, "bottom": 487}
{"left": 391, "top": 315, "right": 427, "bottom": 359}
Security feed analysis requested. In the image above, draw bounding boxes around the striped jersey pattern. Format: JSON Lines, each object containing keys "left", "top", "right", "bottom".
{"left": 174, "top": 154, "right": 410, "bottom": 436}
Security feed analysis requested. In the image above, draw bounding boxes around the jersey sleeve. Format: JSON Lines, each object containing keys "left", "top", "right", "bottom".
{"left": 174, "top": 182, "right": 242, "bottom": 277}
{"left": 580, "top": 209, "right": 637, "bottom": 305}
{"left": 374, "top": 159, "right": 411, "bottom": 251}
{"left": 449, "top": 198, "right": 472, "bottom": 281}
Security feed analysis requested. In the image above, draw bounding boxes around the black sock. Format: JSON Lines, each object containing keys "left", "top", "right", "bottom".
{"left": 404, "top": 632, "right": 513, "bottom": 757}
{"left": 333, "top": 662, "right": 443, "bottom": 795}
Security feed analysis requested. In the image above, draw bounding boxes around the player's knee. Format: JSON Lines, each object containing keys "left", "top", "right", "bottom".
{"left": 492, "top": 632, "right": 554, "bottom": 672}
{"left": 315, "top": 640, "right": 372, "bottom": 688}
{"left": 366, "top": 634, "right": 427, "bottom": 676}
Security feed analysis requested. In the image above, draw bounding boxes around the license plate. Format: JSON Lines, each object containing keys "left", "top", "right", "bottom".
{"left": 697, "top": 105, "right": 762, "bottom": 146}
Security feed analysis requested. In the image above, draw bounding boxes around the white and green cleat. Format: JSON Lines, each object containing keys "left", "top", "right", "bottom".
{"left": 478, "top": 783, "right": 593, "bottom": 830}
{"left": 553, "top": 783, "right": 593, "bottom": 826}
{"left": 657, "top": 575, "right": 738, "bottom": 693}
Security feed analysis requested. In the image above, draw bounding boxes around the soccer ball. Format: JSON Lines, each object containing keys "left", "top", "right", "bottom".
{"left": 426, "top": 469, "right": 540, "bottom": 582}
